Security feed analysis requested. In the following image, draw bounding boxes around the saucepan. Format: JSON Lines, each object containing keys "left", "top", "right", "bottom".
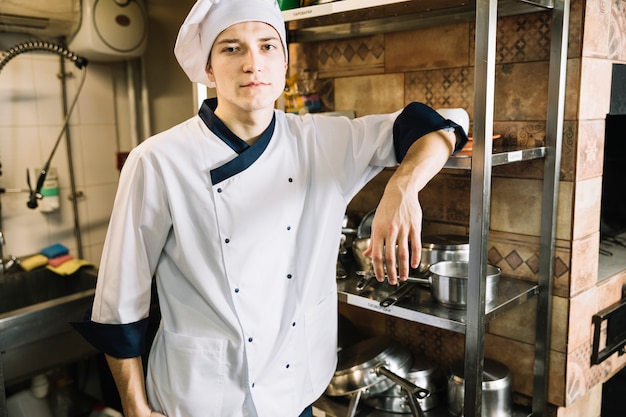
{"left": 326, "top": 336, "right": 430, "bottom": 417}
{"left": 380, "top": 261, "right": 501, "bottom": 308}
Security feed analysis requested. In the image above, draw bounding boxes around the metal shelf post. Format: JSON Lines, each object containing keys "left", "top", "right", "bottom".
{"left": 464, "top": 0, "right": 498, "bottom": 415}
{"left": 532, "top": 0, "right": 569, "bottom": 414}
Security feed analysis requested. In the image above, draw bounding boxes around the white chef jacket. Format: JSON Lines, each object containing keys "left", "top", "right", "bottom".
{"left": 73, "top": 100, "right": 466, "bottom": 417}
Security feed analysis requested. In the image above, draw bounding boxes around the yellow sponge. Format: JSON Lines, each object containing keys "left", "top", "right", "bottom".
{"left": 20, "top": 254, "right": 48, "bottom": 271}
{"left": 47, "top": 258, "right": 93, "bottom": 276}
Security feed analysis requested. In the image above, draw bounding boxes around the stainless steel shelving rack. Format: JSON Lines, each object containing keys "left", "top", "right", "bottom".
{"left": 283, "top": 1, "right": 569, "bottom": 415}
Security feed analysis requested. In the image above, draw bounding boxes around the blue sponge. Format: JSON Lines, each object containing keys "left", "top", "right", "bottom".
{"left": 41, "top": 243, "right": 70, "bottom": 259}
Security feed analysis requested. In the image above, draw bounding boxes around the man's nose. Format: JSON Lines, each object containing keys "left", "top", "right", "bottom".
{"left": 243, "top": 50, "right": 262, "bottom": 72}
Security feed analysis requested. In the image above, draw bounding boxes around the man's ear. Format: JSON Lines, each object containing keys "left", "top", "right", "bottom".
{"left": 206, "top": 64, "right": 215, "bottom": 83}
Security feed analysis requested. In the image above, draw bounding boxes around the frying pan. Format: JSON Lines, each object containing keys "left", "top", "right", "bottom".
{"left": 326, "top": 336, "right": 430, "bottom": 417}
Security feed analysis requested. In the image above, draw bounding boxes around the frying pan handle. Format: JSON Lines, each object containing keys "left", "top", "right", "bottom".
{"left": 379, "top": 283, "right": 417, "bottom": 307}
{"left": 376, "top": 366, "right": 429, "bottom": 417}
{"left": 355, "top": 272, "right": 375, "bottom": 292}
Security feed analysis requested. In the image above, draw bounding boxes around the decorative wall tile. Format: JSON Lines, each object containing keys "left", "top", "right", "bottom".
{"left": 487, "top": 231, "right": 572, "bottom": 298}
{"left": 559, "top": 383, "right": 602, "bottom": 417}
{"left": 566, "top": 339, "right": 626, "bottom": 406}
{"left": 582, "top": 0, "right": 612, "bottom": 58}
{"left": 493, "top": 12, "right": 551, "bottom": 64}
{"left": 420, "top": 173, "right": 471, "bottom": 226}
{"left": 570, "top": 232, "right": 601, "bottom": 296}
{"left": 405, "top": 67, "right": 474, "bottom": 116}
{"left": 608, "top": 0, "right": 626, "bottom": 61}
{"left": 385, "top": 23, "right": 470, "bottom": 72}
{"left": 316, "top": 34, "right": 385, "bottom": 79}
{"left": 387, "top": 318, "right": 465, "bottom": 370}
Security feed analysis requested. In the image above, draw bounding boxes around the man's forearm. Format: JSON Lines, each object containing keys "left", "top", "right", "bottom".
{"left": 105, "top": 354, "right": 152, "bottom": 417}
{"left": 366, "top": 129, "right": 456, "bottom": 283}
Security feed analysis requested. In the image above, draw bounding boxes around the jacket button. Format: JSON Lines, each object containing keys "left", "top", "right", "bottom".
{"left": 248, "top": 337, "right": 253, "bottom": 342}
{"left": 225, "top": 238, "right": 230, "bottom": 244}
{"left": 292, "top": 322, "right": 296, "bottom": 327}
{"left": 288, "top": 178, "right": 293, "bottom": 183}
{"left": 287, "top": 274, "right": 292, "bottom": 279}
{"left": 234, "top": 288, "right": 240, "bottom": 293}
{"left": 217, "top": 188, "right": 222, "bottom": 193}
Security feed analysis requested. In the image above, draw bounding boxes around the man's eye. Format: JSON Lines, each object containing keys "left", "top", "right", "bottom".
{"left": 263, "top": 44, "right": 277, "bottom": 51}
{"left": 223, "top": 46, "right": 238, "bottom": 53}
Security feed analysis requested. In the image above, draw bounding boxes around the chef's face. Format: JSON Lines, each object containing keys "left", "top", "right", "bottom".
{"left": 206, "top": 21, "right": 287, "bottom": 115}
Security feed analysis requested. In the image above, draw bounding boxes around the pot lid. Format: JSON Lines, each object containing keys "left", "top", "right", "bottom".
{"left": 356, "top": 209, "right": 376, "bottom": 239}
{"left": 335, "top": 336, "right": 411, "bottom": 376}
{"left": 422, "top": 234, "right": 469, "bottom": 250}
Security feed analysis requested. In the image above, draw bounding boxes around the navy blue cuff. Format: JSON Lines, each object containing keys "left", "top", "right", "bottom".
{"left": 393, "top": 102, "right": 469, "bottom": 162}
{"left": 71, "top": 313, "right": 150, "bottom": 358}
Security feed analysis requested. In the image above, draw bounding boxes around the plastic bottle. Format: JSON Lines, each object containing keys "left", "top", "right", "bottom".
{"left": 40, "top": 166, "right": 60, "bottom": 213}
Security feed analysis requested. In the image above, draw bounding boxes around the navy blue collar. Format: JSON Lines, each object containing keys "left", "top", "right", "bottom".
{"left": 198, "top": 98, "right": 276, "bottom": 184}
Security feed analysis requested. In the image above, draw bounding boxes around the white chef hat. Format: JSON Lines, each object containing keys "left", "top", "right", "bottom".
{"left": 174, "top": 0, "right": 288, "bottom": 87}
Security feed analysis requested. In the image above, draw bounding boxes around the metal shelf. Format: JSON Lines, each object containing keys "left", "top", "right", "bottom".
{"left": 445, "top": 146, "right": 547, "bottom": 169}
{"left": 283, "top": 0, "right": 554, "bottom": 42}
{"left": 282, "top": 0, "right": 412, "bottom": 21}
{"left": 337, "top": 272, "right": 537, "bottom": 334}
{"left": 284, "top": 0, "right": 567, "bottom": 415}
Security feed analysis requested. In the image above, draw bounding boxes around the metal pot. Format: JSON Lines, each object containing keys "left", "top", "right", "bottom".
{"left": 362, "top": 355, "right": 446, "bottom": 413}
{"left": 414, "top": 234, "right": 470, "bottom": 275}
{"left": 425, "top": 261, "right": 500, "bottom": 308}
{"left": 447, "top": 358, "right": 512, "bottom": 417}
{"left": 381, "top": 261, "right": 501, "bottom": 308}
{"left": 326, "top": 336, "right": 429, "bottom": 417}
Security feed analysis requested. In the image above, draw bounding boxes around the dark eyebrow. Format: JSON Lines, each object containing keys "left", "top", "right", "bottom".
{"left": 215, "top": 36, "right": 281, "bottom": 45}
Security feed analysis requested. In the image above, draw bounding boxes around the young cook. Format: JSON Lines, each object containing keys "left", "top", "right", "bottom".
{"left": 73, "top": 0, "right": 468, "bottom": 416}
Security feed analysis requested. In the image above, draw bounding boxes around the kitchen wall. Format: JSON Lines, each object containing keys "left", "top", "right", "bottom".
{"left": 291, "top": 0, "right": 626, "bottom": 415}
{"left": 0, "top": 0, "right": 195, "bottom": 265}
{"left": 0, "top": 42, "right": 121, "bottom": 263}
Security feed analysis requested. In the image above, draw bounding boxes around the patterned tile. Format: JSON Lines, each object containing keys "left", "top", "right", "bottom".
{"left": 405, "top": 68, "right": 474, "bottom": 115}
{"left": 316, "top": 34, "right": 385, "bottom": 78}
{"left": 609, "top": 0, "right": 626, "bottom": 60}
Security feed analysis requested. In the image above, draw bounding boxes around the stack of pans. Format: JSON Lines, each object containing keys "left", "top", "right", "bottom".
{"left": 362, "top": 355, "right": 447, "bottom": 413}
{"left": 326, "top": 336, "right": 430, "bottom": 417}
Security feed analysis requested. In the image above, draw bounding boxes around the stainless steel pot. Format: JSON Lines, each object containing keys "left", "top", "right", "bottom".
{"left": 381, "top": 261, "right": 501, "bottom": 308}
{"left": 415, "top": 234, "right": 470, "bottom": 275}
{"left": 425, "top": 261, "right": 501, "bottom": 308}
{"left": 326, "top": 336, "right": 429, "bottom": 417}
{"left": 447, "top": 358, "right": 512, "bottom": 417}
